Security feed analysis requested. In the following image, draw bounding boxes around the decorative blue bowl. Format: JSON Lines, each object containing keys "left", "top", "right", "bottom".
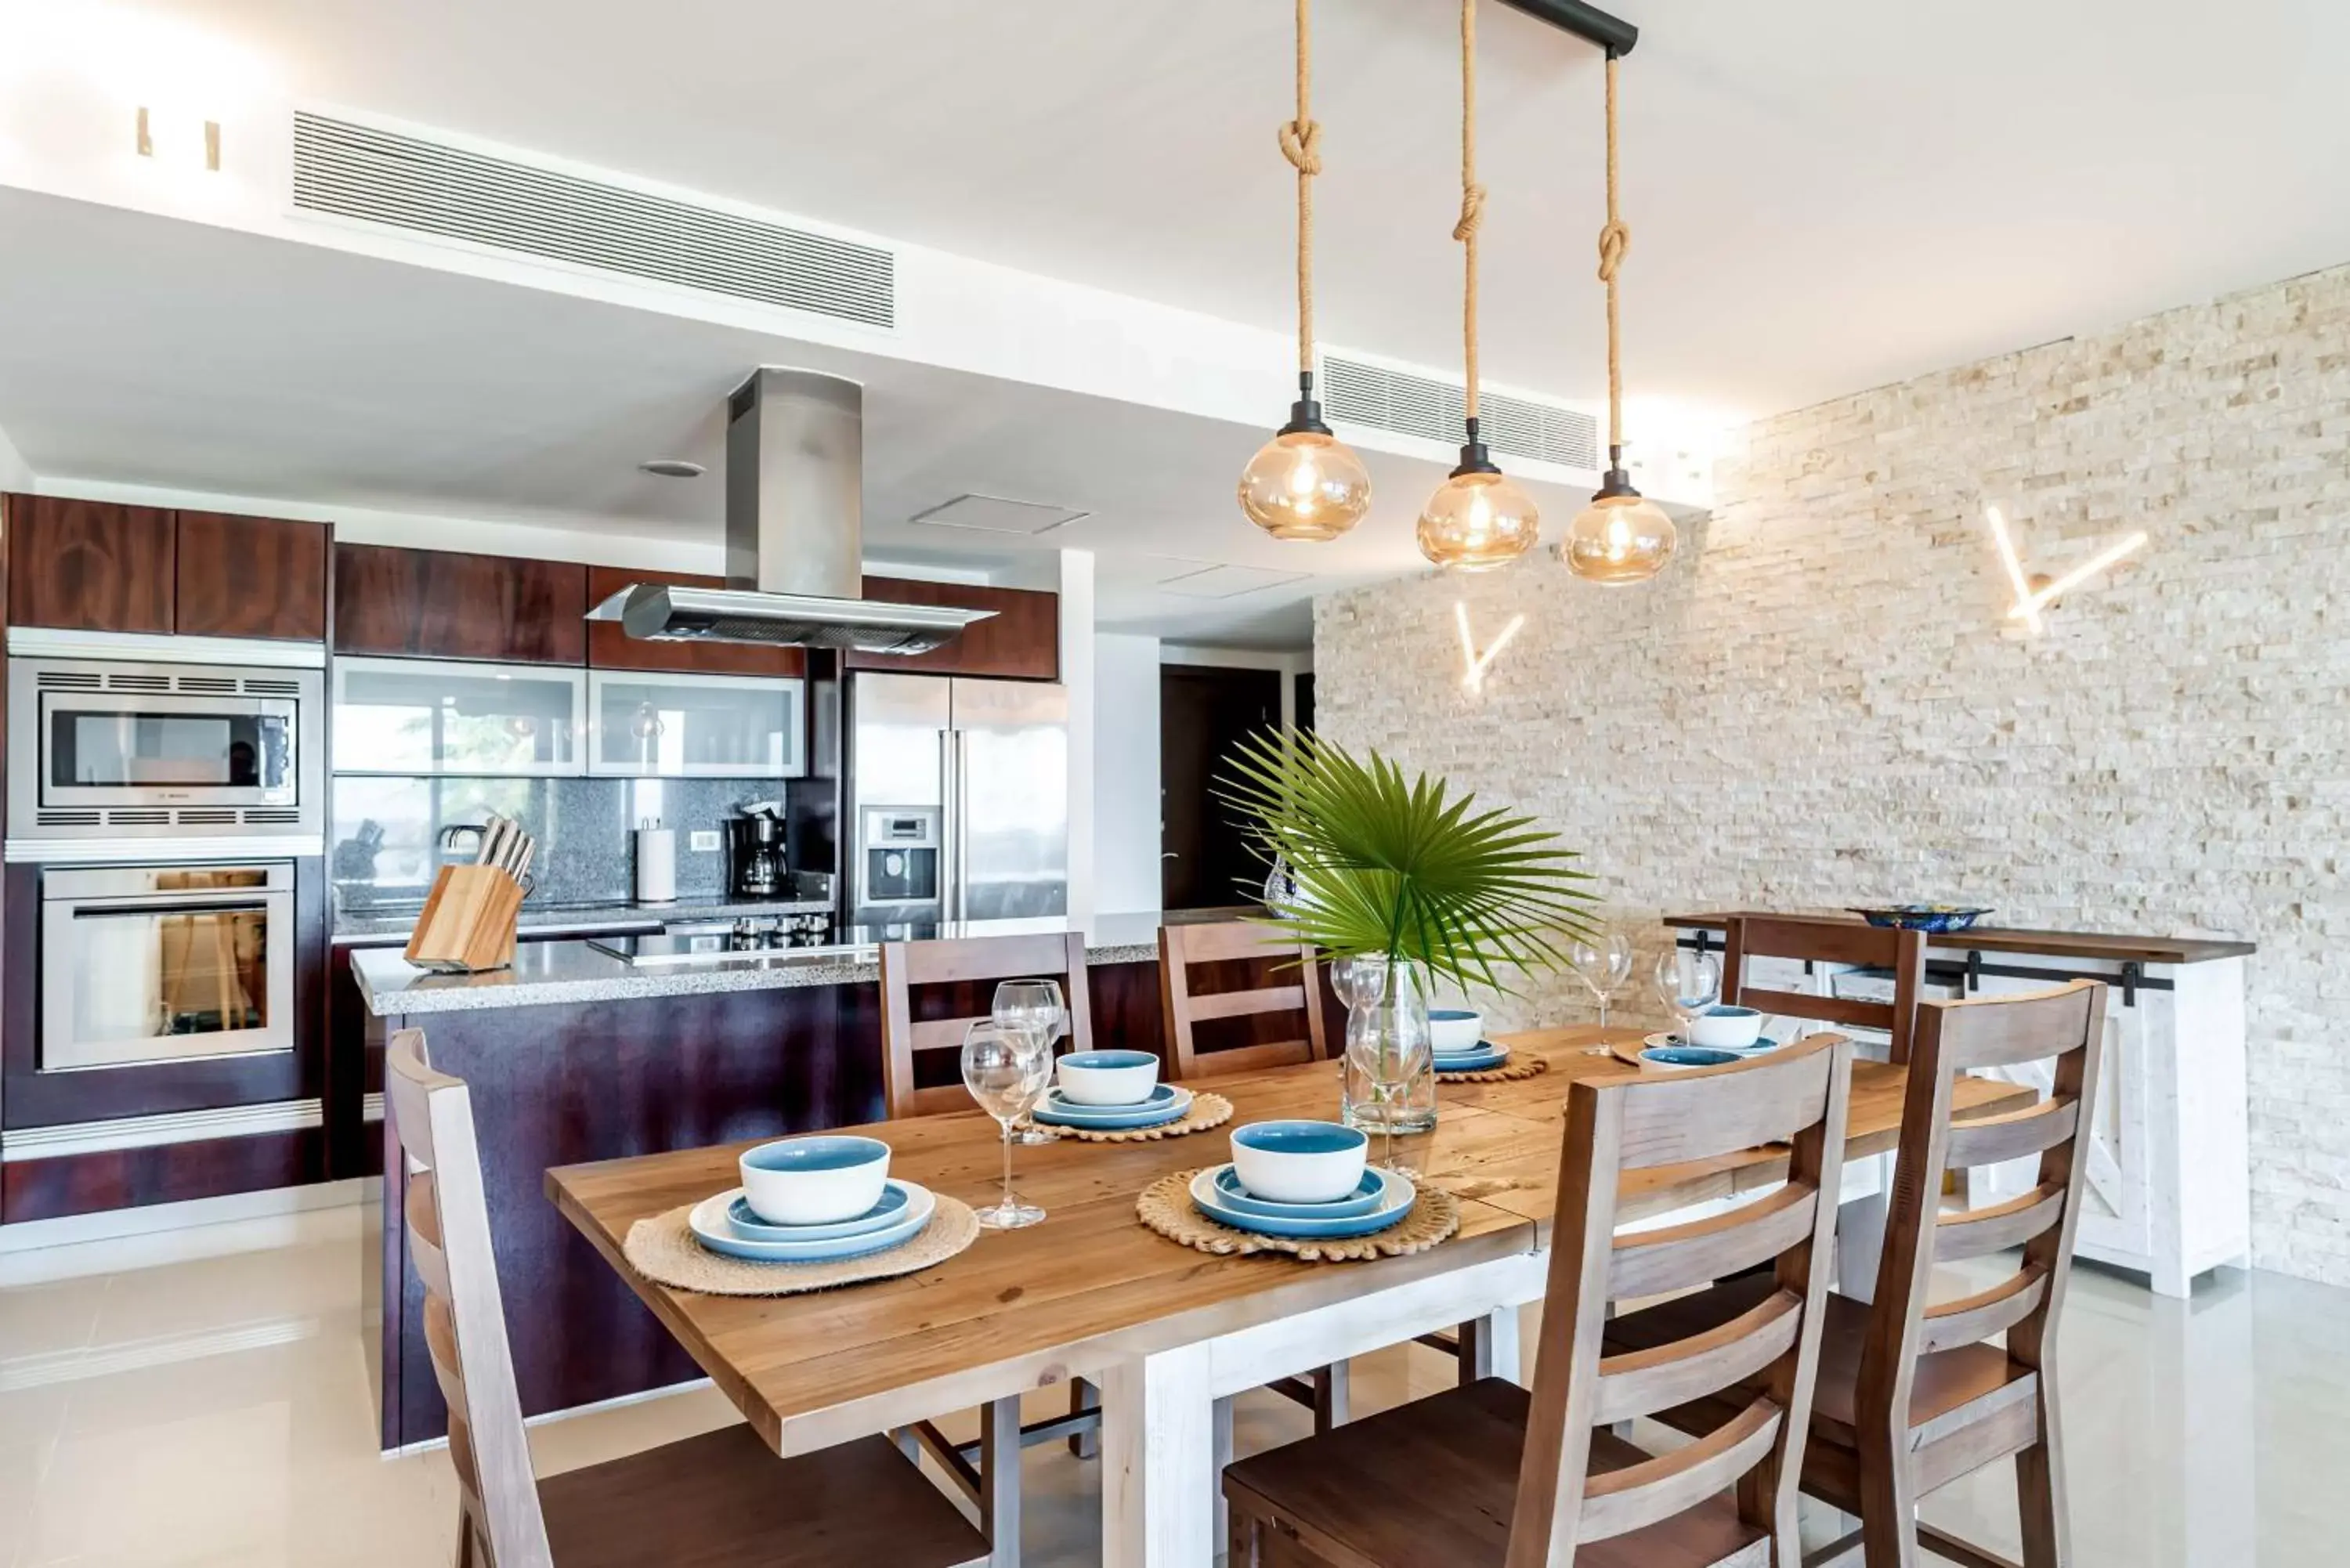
{"left": 1640, "top": 1046, "right": 1744, "bottom": 1072}
{"left": 1848, "top": 905, "right": 1993, "bottom": 933}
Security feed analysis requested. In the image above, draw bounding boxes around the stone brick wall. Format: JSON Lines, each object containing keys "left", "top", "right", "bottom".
{"left": 1314, "top": 262, "right": 2350, "bottom": 1287}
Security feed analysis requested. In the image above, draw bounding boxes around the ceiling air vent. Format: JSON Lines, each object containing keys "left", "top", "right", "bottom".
{"left": 291, "top": 112, "right": 895, "bottom": 328}
{"left": 1320, "top": 355, "right": 1599, "bottom": 472}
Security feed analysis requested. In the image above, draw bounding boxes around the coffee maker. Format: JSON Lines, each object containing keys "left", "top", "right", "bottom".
{"left": 725, "top": 807, "right": 786, "bottom": 898}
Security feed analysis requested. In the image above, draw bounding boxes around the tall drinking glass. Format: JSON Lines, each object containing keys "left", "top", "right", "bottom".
{"left": 1652, "top": 947, "right": 1723, "bottom": 1042}
{"left": 1567, "top": 927, "right": 1636, "bottom": 1028}
{"left": 992, "top": 979, "right": 1067, "bottom": 1145}
{"left": 961, "top": 1021, "right": 1050, "bottom": 1230}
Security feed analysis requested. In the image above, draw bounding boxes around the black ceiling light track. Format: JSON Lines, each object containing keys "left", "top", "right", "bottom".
{"left": 1496, "top": 0, "right": 1637, "bottom": 56}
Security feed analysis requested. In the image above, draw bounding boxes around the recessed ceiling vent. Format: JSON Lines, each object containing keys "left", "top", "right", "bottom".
{"left": 291, "top": 112, "right": 895, "bottom": 328}
{"left": 1319, "top": 354, "right": 1598, "bottom": 471}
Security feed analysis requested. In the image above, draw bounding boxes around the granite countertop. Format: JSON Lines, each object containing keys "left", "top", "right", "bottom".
{"left": 351, "top": 911, "right": 1171, "bottom": 1017}
{"left": 332, "top": 892, "right": 835, "bottom": 945}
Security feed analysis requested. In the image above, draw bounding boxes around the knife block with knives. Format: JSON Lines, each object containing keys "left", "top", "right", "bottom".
{"left": 406, "top": 814, "right": 537, "bottom": 973}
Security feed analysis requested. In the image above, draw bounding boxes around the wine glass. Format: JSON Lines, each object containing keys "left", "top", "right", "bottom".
{"left": 1652, "top": 947, "right": 1723, "bottom": 1044}
{"left": 1332, "top": 953, "right": 1391, "bottom": 1013}
{"left": 1343, "top": 963, "right": 1432, "bottom": 1172}
{"left": 961, "top": 1021, "right": 1051, "bottom": 1230}
{"left": 1567, "top": 927, "right": 1635, "bottom": 1028}
{"left": 992, "top": 979, "right": 1067, "bottom": 1145}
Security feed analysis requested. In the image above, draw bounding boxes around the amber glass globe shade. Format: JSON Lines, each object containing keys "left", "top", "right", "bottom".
{"left": 1561, "top": 493, "right": 1677, "bottom": 583}
{"left": 1238, "top": 429, "right": 1373, "bottom": 541}
{"left": 1416, "top": 469, "right": 1539, "bottom": 571}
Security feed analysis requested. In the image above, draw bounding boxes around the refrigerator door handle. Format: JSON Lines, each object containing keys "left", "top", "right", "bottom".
{"left": 952, "top": 729, "right": 973, "bottom": 922}
{"left": 938, "top": 726, "right": 959, "bottom": 923}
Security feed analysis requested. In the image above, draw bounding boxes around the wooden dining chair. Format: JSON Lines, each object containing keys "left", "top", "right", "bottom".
{"left": 1722, "top": 916, "right": 1928, "bottom": 1064}
{"left": 1604, "top": 981, "right": 2107, "bottom": 1568}
{"left": 1158, "top": 919, "right": 1330, "bottom": 1080}
{"left": 1158, "top": 918, "right": 1368, "bottom": 1430}
{"left": 383, "top": 1029, "right": 987, "bottom": 1568}
{"left": 1223, "top": 1031, "right": 1856, "bottom": 1568}
{"left": 877, "top": 930, "right": 1101, "bottom": 1565}
{"left": 879, "top": 930, "right": 1094, "bottom": 1118}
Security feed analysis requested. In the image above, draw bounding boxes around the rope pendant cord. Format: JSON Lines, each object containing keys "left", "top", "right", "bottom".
{"left": 1278, "top": 0, "right": 1324, "bottom": 377}
{"left": 1596, "top": 52, "right": 1630, "bottom": 450}
{"left": 1455, "top": 0, "right": 1486, "bottom": 423}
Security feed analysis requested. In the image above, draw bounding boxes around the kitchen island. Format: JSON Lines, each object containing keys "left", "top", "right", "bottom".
{"left": 358, "top": 910, "right": 1274, "bottom": 1450}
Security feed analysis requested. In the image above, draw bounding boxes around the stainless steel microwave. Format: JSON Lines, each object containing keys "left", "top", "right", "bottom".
{"left": 7, "top": 657, "right": 324, "bottom": 844}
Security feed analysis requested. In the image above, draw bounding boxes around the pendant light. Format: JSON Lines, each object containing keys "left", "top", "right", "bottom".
{"left": 1560, "top": 51, "right": 1676, "bottom": 584}
{"left": 1238, "top": 0, "right": 1372, "bottom": 542}
{"left": 1418, "top": 0, "right": 1538, "bottom": 573}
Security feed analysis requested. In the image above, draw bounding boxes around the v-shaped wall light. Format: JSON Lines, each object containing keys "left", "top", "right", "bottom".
{"left": 1983, "top": 506, "right": 2147, "bottom": 634}
{"left": 1455, "top": 601, "right": 1524, "bottom": 691}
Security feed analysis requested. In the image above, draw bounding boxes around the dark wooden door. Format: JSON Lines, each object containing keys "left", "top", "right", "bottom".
{"left": 1160, "top": 664, "right": 1282, "bottom": 910}
{"left": 843, "top": 576, "right": 1058, "bottom": 681}
{"left": 584, "top": 565, "right": 805, "bottom": 676}
{"left": 333, "top": 544, "right": 588, "bottom": 663}
{"left": 5, "top": 496, "right": 176, "bottom": 634}
{"left": 176, "top": 512, "right": 328, "bottom": 641}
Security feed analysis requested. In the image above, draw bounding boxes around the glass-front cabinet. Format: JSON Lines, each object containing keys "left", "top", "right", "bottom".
{"left": 587, "top": 672, "right": 804, "bottom": 778}
{"left": 331, "top": 658, "right": 586, "bottom": 776}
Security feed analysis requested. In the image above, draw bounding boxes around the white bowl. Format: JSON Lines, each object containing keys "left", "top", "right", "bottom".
{"left": 1054, "top": 1050, "right": 1162, "bottom": 1107}
{"left": 1428, "top": 1008, "right": 1484, "bottom": 1054}
{"left": 1688, "top": 1005, "right": 1765, "bottom": 1050}
{"left": 738, "top": 1136, "right": 891, "bottom": 1227}
{"left": 1230, "top": 1121, "right": 1369, "bottom": 1205}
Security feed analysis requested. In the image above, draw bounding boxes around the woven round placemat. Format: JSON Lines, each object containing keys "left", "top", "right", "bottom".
{"left": 622, "top": 1194, "right": 979, "bottom": 1297}
{"left": 1042, "top": 1091, "right": 1234, "bottom": 1143}
{"left": 1136, "top": 1168, "right": 1461, "bottom": 1262}
{"left": 1437, "top": 1053, "right": 1549, "bottom": 1084}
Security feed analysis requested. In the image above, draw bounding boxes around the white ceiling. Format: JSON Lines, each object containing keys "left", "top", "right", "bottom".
{"left": 5, "top": 0, "right": 2350, "bottom": 646}
{"left": 123, "top": 0, "right": 2350, "bottom": 417}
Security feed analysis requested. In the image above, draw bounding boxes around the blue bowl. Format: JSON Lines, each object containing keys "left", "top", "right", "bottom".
{"left": 1640, "top": 1046, "right": 1744, "bottom": 1072}
{"left": 1848, "top": 905, "right": 1993, "bottom": 933}
{"left": 1060, "top": 1050, "right": 1155, "bottom": 1069}
{"left": 739, "top": 1134, "right": 891, "bottom": 1227}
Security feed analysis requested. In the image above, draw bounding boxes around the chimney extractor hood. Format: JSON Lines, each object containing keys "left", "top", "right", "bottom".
{"left": 586, "top": 369, "right": 995, "bottom": 654}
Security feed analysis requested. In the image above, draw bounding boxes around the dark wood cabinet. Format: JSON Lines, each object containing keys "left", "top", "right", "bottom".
{"left": 175, "top": 511, "right": 328, "bottom": 641}
{"left": 334, "top": 544, "right": 588, "bottom": 664}
{"left": 584, "top": 565, "right": 806, "bottom": 677}
{"left": 844, "top": 576, "right": 1059, "bottom": 681}
{"left": 5, "top": 496, "right": 176, "bottom": 634}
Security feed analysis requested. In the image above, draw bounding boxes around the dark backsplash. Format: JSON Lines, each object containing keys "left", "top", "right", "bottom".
{"left": 330, "top": 775, "right": 794, "bottom": 912}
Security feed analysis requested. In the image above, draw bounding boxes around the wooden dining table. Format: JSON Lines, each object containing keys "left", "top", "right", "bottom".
{"left": 546, "top": 1024, "right": 2037, "bottom": 1568}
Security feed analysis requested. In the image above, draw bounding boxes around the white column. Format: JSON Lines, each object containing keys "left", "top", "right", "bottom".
{"left": 1101, "top": 1342, "right": 1218, "bottom": 1568}
{"left": 1058, "top": 548, "right": 1096, "bottom": 926}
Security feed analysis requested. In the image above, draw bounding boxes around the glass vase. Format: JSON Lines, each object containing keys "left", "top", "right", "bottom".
{"left": 1341, "top": 958, "right": 1437, "bottom": 1140}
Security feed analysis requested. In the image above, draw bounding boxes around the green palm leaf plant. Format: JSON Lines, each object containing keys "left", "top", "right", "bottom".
{"left": 1218, "top": 728, "right": 1600, "bottom": 995}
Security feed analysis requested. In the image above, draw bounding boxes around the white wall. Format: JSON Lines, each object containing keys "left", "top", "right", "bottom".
{"left": 0, "top": 419, "right": 30, "bottom": 491}
{"left": 1317, "top": 259, "right": 2350, "bottom": 1288}
{"left": 1094, "top": 633, "right": 1164, "bottom": 914}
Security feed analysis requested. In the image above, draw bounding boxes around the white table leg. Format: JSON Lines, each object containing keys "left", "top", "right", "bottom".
{"left": 1211, "top": 1395, "right": 1235, "bottom": 1546}
{"left": 1835, "top": 1151, "right": 1893, "bottom": 1302}
{"left": 1459, "top": 1307, "right": 1523, "bottom": 1385}
{"left": 1101, "top": 1341, "right": 1217, "bottom": 1568}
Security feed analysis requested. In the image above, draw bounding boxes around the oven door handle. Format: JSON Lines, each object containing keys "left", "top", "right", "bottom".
{"left": 59, "top": 891, "right": 293, "bottom": 914}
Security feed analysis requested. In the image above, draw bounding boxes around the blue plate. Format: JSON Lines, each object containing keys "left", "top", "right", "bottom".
{"left": 1032, "top": 1085, "right": 1191, "bottom": 1129}
{"left": 1209, "top": 1165, "right": 1386, "bottom": 1220}
{"left": 727, "top": 1181, "right": 911, "bottom": 1243}
{"left": 1640, "top": 1046, "right": 1743, "bottom": 1071}
{"left": 1434, "top": 1041, "right": 1510, "bottom": 1072}
{"left": 689, "top": 1184, "right": 935, "bottom": 1263}
{"left": 1188, "top": 1164, "right": 1415, "bottom": 1239}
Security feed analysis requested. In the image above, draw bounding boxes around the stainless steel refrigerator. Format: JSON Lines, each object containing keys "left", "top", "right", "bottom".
{"left": 844, "top": 673, "right": 1068, "bottom": 926}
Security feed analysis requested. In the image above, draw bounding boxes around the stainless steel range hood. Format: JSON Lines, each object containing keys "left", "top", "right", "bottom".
{"left": 586, "top": 369, "right": 994, "bottom": 654}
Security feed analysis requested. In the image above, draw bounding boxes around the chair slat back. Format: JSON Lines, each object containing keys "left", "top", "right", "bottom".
{"left": 1158, "top": 921, "right": 1328, "bottom": 1080}
{"left": 1860, "top": 981, "right": 2106, "bottom": 1441}
{"left": 878, "top": 931, "right": 1094, "bottom": 1119}
{"left": 385, "top": 1030, "right": 553, "bottom": 1568}
{"left": 1506, "top": 1033, "right": 1854, "bottom": 1566}
{"left": 1723, "top": 916, "right": 1926, "bottom": 1064}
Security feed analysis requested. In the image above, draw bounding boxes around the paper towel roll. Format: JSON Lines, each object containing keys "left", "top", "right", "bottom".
{"left": 634, "top": 827, "right": 677, "bottom": 905}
